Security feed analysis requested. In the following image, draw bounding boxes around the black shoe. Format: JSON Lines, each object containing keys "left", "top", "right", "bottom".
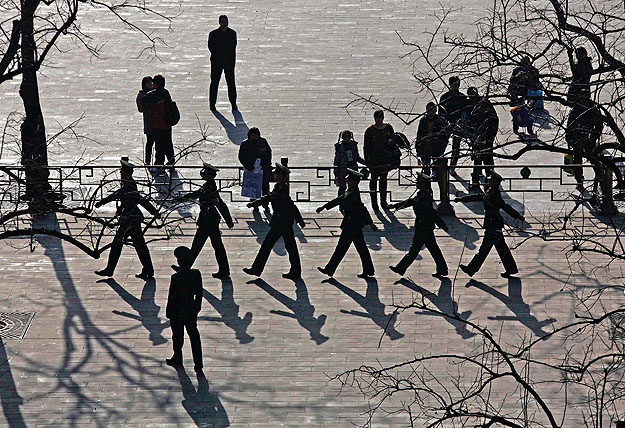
{"left": 459, "top": 264, "right": 475, "bottom": 277}
{"left": 171, "top": 264, "right": 180, "bottom": 272}
{"left": 243, "top": 268, "right": 261, "bottom": 276}
{"left": 432, "top": 271, "right": 449, "bottom": 278}
{"left": 94, "top": 269, "right": 114, "bottom": 277}
{"left": 317, "top": 266, "right": 333, "bottom": 277}
{"left": 357, "top": 272, "right": 374, "bottom": 279}
{"left": 389, "top": 265, "right": 404, "bottom": 276}
{"left": 166, "top": 358, "right": 182, "bottom": 368}
{"left": 282, "top": 272, "right": 301, "bottom": 280}
{"left": 210, "top": 105, "right": 216, "bottom": 111}
{"left": 212, "top": 271, "right": 230, "bottom": 279}
{"left": 135, "top": 272, "right": 154, "bottom": 281}
{"left": 501, "top": 270, "right": 518, "bottom": 278}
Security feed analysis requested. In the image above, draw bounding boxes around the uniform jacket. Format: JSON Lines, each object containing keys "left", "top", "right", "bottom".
{"left": 457, "top": 188, "right": 523, "bottom": 230}
{"left": 321, "top": 187, "right": 373, "bottom": 232}
{"left": 166, "top": 268, "right": 203, "bottom": 320}
{"left": 181, "top": 179, "right": 233, "bottom": 226}
{"left": 208, "top": 28, "right": 237, "bottom": 65}
{"left": 100, "top": 178, "right": 158, "bottom": 221}
{"left": 392, "top": 191, "right": 447, "bottom": 231}
{"left": 249, "top": 182, "right": 303, "bottom": 227}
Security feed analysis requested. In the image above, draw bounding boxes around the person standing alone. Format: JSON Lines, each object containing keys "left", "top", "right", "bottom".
{"left": 208, "top": 15, "right": 237, "bottom": 111}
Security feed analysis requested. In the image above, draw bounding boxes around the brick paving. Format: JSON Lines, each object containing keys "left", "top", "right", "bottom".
{"left": 1, "top": 0, "right": 624, "bottom": 427}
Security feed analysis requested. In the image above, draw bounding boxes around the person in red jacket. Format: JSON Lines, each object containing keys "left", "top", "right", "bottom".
{"left": 142, "top": 74, "right": 175, "bottom": 168}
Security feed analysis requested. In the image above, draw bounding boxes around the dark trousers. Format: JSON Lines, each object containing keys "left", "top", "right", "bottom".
{"left": 210, "top": 63, "right": 237, "bottom": 107}
{"left": 466, "top": 229, "right": 517, "bottom": 274}
{"left": 153, "top": 128, "right": 175, "bottom": 166}
{"left": 369, "top": 169, "right": 388, "bottom": 206}
{"left": 450, "top": 134, "right": 462, "bottom": 167}
{"left": 395, "top": 229, "right": 447, "bottom": 275}
{"left": 105, "top": 220, "right": 154, "bottom": 275}
{"left": 251, "top": 224, "right": 301, "bottom": 275}
{"left": 190, "top": 215, "right": 229, "bottom": 274}
{"left": 170, "top": 318, "right": 203, "bottom": 369}
{"left": 324, "top": 227, "right": 374, "bottom": 275}
{"left": 145, "top": 133, "right": 155, "bottom": 165}
{"left": 472, "top": 145, "right": 494, "bottom": 184}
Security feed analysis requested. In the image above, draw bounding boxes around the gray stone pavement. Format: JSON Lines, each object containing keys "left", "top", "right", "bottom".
{"left": 1, "top": 0, "right": 624, "bottom": 426}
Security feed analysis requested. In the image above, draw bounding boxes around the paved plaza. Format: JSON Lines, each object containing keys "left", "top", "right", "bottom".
{"left": 1, "top": 0, "right": 624, "bottom": 427}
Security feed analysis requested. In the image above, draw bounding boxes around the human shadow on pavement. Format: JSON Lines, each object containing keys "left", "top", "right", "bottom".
{"left": 374, "top": 209, "right": 412, "bottom": 252}
{"left": 213, "top": 109, "right": 248, "bottom": 146}
{"left": 397, "top": 277, "right": 476, "bottom": 339}
{"left": 467, "top": 278, "right": 556, "bottom": 337}
{"left": 200, "top": 278, "right": 254, "bottom": 344}
{"left": 323, "top": 277, "right": 404, "bottom": 341}
{"left": 0, "top": 338, "right": 27, "bottom": 428}
{"left": 98, "top": 278, "right": 169, "bottom": 345}
{"left": 444, "top": 215, "right": 480, "bottom": 251}
{"left": 178, "top": 368, "right": 229, "bottom": 427}
{"left": 249, "top": 279, "right": 328, "bottom": 345}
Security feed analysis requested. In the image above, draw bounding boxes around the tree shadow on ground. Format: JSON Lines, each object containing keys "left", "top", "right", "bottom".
{"left": 97, "top": 278, "right": 169, "bottom": 346}
{"left": 178, "top": 369, "right": 229, "bottom": 427}
{"left": 213, "top": 110, "right": 248, "bottom": 146}
{"left": 323, "top": 277, "right": 404, "bottom": 341}
{"left": 467, "top": 277, "right": 556, "bottom": 337}
{"left": 0, "top": 338, "right": 27, "bottom": 428}
{"left": 249, "top": 278, "right": 328, "bottom": 345}
{"left": 200, "top": 278, "right": 254, "bottom": 344}
{"left": 397, "top": 277, "right": 476, "bottom": 339}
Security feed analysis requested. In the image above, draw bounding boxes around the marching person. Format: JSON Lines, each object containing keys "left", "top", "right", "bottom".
{"left": 174, "top": 163, "right": 234, "bottom": 278}
{"left": 208, "top": 15, "right": 238, "bottom": 111}
{"left": 94, "top": 158, "right": 160, "bottom": 280}
{"left": 455, "top": 171, "right": 525, "bottom": 278}
{"left": 243, "top": 163, "right": 306, "bottom": 280}
{"left": 316, "top": 168, "right": 378, "bottom": 278}
{"left": 165, "top": 246, "right": 203, "bottom": 374}
{"left": 388, "top": 173, "right": 449, "bottom": 277}
{"left": 333, "top": 130, "right": 365, "bottom": 196}
{"left": 364, "top": 110, "right": 396, "bottom": 210}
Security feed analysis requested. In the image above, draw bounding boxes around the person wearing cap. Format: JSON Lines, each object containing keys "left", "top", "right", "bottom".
{"left": 316, "top": 168, "right": 378, "bottom": 278}
{"left": 94, "top": 159, "right": 160, "bottom": 280}
{"left": 174, "top": 163, "right": 234, "bottom": 278}
{"left": 243, "top": 163, "right": 306, "bottom": 280}
{"left": 363, "top": 110, "right": 396, "bottom": 210}
{"left": 165, "top": 246, "right": 204, "bottom": 373}
{"left": 387, "top": 173, "right": 449, "bottom": 277}
{"left": 455, "top": 172, "right": 525, "bottom": 278}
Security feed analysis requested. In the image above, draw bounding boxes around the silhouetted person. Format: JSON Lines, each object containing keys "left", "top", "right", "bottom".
{"left": 388, "top": 173, "right": 449, "bottom": 277}
{"left": 238, "top": 127, "right": 272, "bottom": 211}
{"left": 317, "top": 168, "right": 378, "bottom": 278}
{"left": 439, "top": 76, "right": 471, "bottom": 173}
{"left": 243, "top": 163, "right": 306, "bottom": 280}
{"left": 508, "top": 55, "right": 540, "bottom": 106}
{"left": 166, "top": 246, "right": 203, "bottom": 373}
{"left": 136, "top": 76, "right": 155, "bottom": 165}
{"left": 364, "top": 110, "right": 396, "bottom": 210}
{"left": 567, "top": 47, "right": 593, "bottom": 102}
{"left": 566, "top": 96, "right": 604, "bottom": 189}
{"left": 142, "top": 74, "right": 175, "bottom": 168}
{"left": 416, "top": 102, "right": 450, "bottom": 178}
{"left": 455, "top": 171, "right": 525, "bottom": 278}
{"left": 467, "top": 87, "right": 498, "bottom": 187}
{"left": 334, "top": 130, "right": 365, "bottom": 196}
{"left": 175, "top": 163, "right": 234, "bottom": 278}
{"left": 94, "top": 159, "right": 159, "bottom": 280}
{"left": 208, "top": 15, "right": 237, "bottom": 111}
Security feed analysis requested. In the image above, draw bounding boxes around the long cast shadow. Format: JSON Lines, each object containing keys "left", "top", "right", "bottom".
{"left": 374, "top": 210, "right": 413, "bottom": 252}
{"left": 467, "top": 278, "right": 556, "bottom": 337}
{"left": 397, "top": 278, "right": 475, "bottom": 339}
{"left": 98, "top": 278, "right": 169, "bottom": 345}
{"left": 323, "top": 277, "right": 404, "bottom": 341}
{"left": 178, "top": 369, "right": 229, "bottom": 427}
{"left": 200, "top": 278, "right": 254, "bottom": 344}
{"left": 0, "top": 338, "right": 27, "bottom": 428}
{"left": 247, "top": 210, "right": 286, "bottom": 256}
{"left": 213, "top": 110, "right": 248, "bottom": 145}
{"left": 250, "top": 279, "right": 328, "bottom": 345}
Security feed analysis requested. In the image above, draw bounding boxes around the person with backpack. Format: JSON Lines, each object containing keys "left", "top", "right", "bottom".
{"left": 333, "top": 130, "right": 366, "bottom": 196}
{"left": 142, "top": 74, "right": 176, "bottom": 169}
{"left": 363, "top": 110, "right": 397, "bottom": 210}
{"left": 136, "top": 76, "right": 155, "bottom": 165}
